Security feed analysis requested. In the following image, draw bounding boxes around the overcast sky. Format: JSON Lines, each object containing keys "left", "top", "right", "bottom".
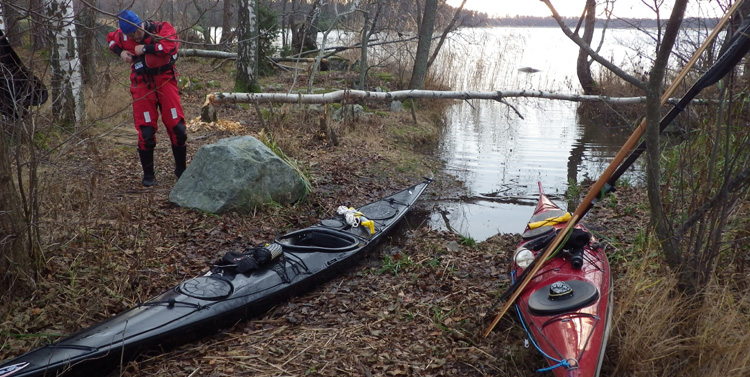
{"left": 446, "top": 0, "right": 727, "bottom": 19}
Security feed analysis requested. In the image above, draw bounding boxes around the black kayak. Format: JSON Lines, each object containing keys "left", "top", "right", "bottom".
{"left": 0, "top": 179, "right": 431, "bottom": 377}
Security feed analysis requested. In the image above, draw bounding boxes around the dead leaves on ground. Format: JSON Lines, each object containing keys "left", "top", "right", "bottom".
{"left": 117, "top": 230, "right": 532, "bottom": 377}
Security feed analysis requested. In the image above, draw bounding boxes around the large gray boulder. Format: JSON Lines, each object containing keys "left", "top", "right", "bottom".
{"left": 169, "top": 136, "right": 307, "bottom": 214}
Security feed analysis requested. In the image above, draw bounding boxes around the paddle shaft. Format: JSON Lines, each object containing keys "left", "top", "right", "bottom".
{"left": 575, "top": 0, "right": 743, "bottom": 221}
{"left": 482, "top": 0, "right": 744, "bottom": 338}
{"left": 602, "top": 17, "right": 750, "bottom": 195}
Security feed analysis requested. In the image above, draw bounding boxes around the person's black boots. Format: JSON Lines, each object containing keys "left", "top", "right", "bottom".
{"left": 138, "top": 148, "right": 156, "bottom": 186}
{"left": 172, "top": 145, "right": 187, "bottom": 178}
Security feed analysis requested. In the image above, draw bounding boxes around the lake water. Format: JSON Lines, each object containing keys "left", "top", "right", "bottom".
{"left": 426, "top": 27, "right": 650, "bottom": 241}
{"left": 213, "top": 25, "right": 652, "bottom": 241}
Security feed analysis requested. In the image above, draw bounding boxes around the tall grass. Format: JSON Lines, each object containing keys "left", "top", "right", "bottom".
{"left": 608, "top": 254, "right": 750, "bottom": 376}
{"left": 428, "top": 28, "right": 525, "bottom": 92}
{"left": 257, "top": 128, "right": 312, "bottom": 195}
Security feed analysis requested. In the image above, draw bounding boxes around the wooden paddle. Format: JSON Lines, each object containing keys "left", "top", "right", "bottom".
{"left": 602, "top": 16, "right": 750, "bottom": 194}
{"left": 482, "top": 0, "right": 745, "bottom": 338}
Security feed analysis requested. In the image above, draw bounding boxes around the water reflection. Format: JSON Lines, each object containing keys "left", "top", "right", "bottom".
{"left": 429, "top": 27, "right": 646, "bottom": 241}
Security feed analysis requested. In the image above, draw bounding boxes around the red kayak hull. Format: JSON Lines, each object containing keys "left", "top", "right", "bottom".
{"left": 511, "top": 185, "right": 612, "bottom": 377}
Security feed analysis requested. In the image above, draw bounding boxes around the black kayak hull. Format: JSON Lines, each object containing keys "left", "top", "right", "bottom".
{"left": 0, "top": 179, "right": 431, "bottom": 377}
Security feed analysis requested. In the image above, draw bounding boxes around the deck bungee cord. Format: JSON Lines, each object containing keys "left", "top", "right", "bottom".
{"left": 483, "top": 0, "right": 749, "bottom": 338}
{"left": 510, "top": 271, "right": 572, "bottom": 373}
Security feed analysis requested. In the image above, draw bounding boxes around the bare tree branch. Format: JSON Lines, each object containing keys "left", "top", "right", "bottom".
{"left": 541, "top": 0, "right": 648, "bottom": 91}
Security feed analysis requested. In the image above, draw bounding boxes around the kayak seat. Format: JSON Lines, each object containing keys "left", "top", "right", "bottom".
{"left": 275, "top": 228, "right": 360, "bottom": 252}
{"left": 527, "top": 280, "right": 599, "bottom": 316}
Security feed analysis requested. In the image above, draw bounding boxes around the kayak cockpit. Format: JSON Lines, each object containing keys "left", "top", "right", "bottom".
{"left": 275, "top": 228, "right": 362, "bottom": 252}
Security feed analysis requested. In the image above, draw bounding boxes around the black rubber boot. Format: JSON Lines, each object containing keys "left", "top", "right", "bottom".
{"left": 172, "top": 145, "right": 187, "bottom": 178}
{"left": 138, "top": 148, "right": 156, "bottom": 186}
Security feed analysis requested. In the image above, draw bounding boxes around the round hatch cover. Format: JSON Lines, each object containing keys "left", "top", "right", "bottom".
{"left": 321, "top": 219, "right": 346, "bottom": 228}
{"left": 179, "top": 277, "right": 233, "bottom": 300}
{"left": 357, "top": 203, "right": 398, "bottom": 220}
{"left": 527, "top": 280, "right": 599, "bottom": 315}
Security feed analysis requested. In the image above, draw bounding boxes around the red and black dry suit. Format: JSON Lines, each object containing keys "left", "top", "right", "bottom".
{"left": 107, "top": 20, "right": 187, "bottom": 183}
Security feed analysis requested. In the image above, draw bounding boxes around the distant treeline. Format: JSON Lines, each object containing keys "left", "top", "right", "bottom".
{"left": 469, "top": 15, "right": 720, "bottom": 29}
{"left": 93, "top": 0, "right": 718, "bottom": 33}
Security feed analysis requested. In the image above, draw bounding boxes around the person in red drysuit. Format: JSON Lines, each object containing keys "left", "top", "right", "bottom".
{"left": 107, "top": 9, "right": 187, "bottom": 187}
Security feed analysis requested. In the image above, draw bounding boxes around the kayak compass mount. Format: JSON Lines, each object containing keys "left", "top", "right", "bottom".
{"left": 548, "top": 281, "right": 575, "bottom": 300}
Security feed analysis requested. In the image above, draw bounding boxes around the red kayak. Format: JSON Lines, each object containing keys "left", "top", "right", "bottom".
{"left": 510, "top": 183, "right": 612, "bottom": 377}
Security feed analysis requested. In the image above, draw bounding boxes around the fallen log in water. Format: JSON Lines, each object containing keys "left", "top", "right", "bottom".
{"left": 201, "top": 88, "right": 697, "bottom": 121}
{"left": 204, "top": 89, "right": 691, "bottom": 105}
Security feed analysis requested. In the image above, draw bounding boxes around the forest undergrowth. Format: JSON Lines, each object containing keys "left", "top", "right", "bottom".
{"left": 1, "top": 52, "right": 748, "bottom": 377}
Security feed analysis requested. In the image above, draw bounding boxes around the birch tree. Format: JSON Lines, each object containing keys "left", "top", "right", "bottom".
{"left": 46, "top": 0, "right": 84, "bottom": 126}
{"left": 236, "top": 0, "right": 260, "bottom": 92}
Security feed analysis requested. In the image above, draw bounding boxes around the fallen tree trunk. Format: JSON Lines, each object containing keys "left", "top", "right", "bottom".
{"left": 204, "top": 88, "right": 688, "bottom": 106}
{"left": 181, "top": 49, "right": 237, "bottom": 59}
{"left": 200, "top": 89, "right": 709, "bottom": 122}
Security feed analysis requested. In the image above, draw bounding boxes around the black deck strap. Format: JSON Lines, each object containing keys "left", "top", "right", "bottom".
{"left": 563, "top": 228, "right": 591, "bottom": 250}
{"left": 215, "top": 244, "right": 280, "bottom": 274}
{"left": 275, "top": 252, "right": 312, "bottom": 284}
{"left": 269, "top": 261, "right": 291, "bottom": 284}
{"left": 524, "top": 229, "right": 559, "bottom": 251}
{"left": 221, "top": 251, "right": 259, "bottom": 273}
{"left": 521, "top": 225, "right": 554, "bottom": 240}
